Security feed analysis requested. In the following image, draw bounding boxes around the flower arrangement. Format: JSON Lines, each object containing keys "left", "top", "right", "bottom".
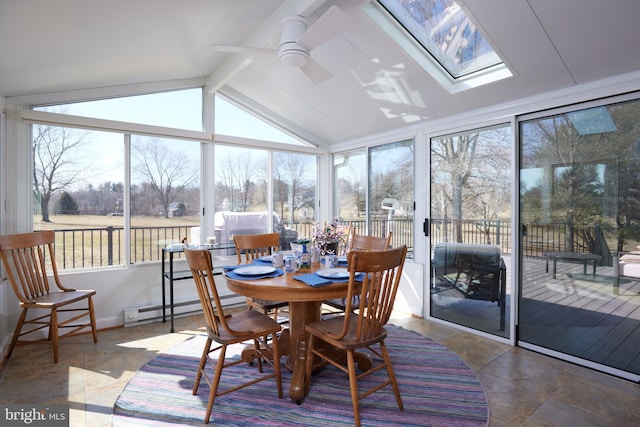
{"left": 311, "top": 217, "right": 347, "bottom": 255}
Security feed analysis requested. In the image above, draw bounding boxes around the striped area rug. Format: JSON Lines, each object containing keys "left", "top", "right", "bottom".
{"left": 112, "top": 325, "right": 488, "bottom": 427}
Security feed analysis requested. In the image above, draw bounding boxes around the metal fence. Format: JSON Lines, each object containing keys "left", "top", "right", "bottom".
{"left": 48, "top": 219, "right": 606, "bottom": 269}
{"left": 49, "top": 219, "right": 416, "bottom": 269}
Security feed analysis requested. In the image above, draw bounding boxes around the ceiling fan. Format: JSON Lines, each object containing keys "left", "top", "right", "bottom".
{"left": 212, "top": 5, "right": 351, "bottom": 84}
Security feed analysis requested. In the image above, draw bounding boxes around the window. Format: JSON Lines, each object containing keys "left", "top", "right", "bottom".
{"left": 32, "top": 124, "right": 127, "bottom": 268}
{"left": 367, "top": 0, "right": 511, "bottom": 92}
{"left": 333, "top": 140, "right": 414, "bottom": 258}
{"left": 369, "top": 140, "right": 414, "bottom": 256}
{"left": 334, "top": 150, "right": 366, "bottom": 225}
{"left": 214, "top": 145, "right": 318, "bottom": 249}
{"left": 130, "top": 135, "right": 201, "bottom": 263}
{"left": 39, "top": 88, "right": 204, "bottom": 131}
{"left": 32, "top": 89, "right": 204, "bottom": 270}
{"left": 215, "top": 94, "right": 308, "bottom": 146}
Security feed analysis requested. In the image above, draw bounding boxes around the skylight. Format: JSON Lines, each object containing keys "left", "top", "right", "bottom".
{"left": 369, "top": 0, "right": 511, "bottom": 92}
{"left": 377, "top": 0, "right": 501, "bottom": 78}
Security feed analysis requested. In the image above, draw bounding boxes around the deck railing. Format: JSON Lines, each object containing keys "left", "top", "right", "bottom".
{"left": 48, "top": 219, "right": 605, "bottom": 270}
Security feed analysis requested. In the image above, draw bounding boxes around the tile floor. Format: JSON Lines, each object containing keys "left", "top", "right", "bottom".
{"left": 0, "top": 311, "right": 639, "bottom": 427}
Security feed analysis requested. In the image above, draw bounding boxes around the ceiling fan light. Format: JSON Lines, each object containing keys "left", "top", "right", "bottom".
{"left": 279, "top": 50, "right": 309, "bottom": 67}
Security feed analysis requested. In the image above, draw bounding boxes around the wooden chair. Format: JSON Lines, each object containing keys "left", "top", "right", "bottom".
{"left": 0, "top": 231, "right": 98, "bottom": 363}
{"left": 323, "top": 231, "right": 392, "bottom": 313}
{"left": 233, "top": 233, "right": 288, "bottom": 321}
{"left": 184, "top": 248, "right": 283, "bottom": 424}
{"left": 349, "top": 230, "right": 392, "bottom": 251}
{"left": 305, "top": 245, "right": 408, "bottom": 427}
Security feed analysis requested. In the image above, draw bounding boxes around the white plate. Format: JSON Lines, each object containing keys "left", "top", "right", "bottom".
{"left": 234, "top": 266, "right": 276, "bottom": 276}
{"left": 258, "top": 255, "right": 273, "bottom": 262}
{"left": 316, "top": 268, "right": 350, "bottom": 279}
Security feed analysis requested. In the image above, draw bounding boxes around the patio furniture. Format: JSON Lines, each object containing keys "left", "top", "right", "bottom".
{"left": 543, "top": 251, "right": 602, "bottom": 279}
{"left": 432, "top": 242, "right": 506, "bottom": 330}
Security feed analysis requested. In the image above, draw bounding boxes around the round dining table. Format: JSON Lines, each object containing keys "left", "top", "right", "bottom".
{"left": 224, "top": 262, "right": 360, "bottom": 402}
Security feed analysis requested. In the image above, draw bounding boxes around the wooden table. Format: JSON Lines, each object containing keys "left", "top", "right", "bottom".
{"left": 224, "top": 263, "right": 359, "bottom": 403}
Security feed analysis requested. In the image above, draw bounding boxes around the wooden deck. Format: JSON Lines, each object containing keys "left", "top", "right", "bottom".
{"left": 431, "top": 255, "right": 640, "bottom": 376}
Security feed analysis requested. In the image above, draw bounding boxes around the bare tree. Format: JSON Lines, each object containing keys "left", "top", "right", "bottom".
{"left": 131, "top": 138, "right": 198, "bottom": 218}
{"left": 215, "top": 148, "right": 260, "bottom": 212}
{"left": 431, "top": 128, "right": 510, "bottom": 243}
{"left": 273, "top": 152, "right": 309, "bottom": 221}
{"left": 33, "top": 123, "right": 91, "bottom": 222}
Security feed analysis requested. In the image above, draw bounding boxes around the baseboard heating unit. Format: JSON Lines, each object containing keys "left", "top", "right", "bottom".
{"left": 124, "top": 293, "right": 244, "bottom": 327}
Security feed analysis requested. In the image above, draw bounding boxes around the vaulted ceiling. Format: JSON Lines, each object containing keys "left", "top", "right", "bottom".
{"left": 2, "top": 0, "right": 640, "bottom": 145}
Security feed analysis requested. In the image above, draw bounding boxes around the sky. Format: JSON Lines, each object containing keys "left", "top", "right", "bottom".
{"left": 39, "top": 88, "right": 303, "bottom": 187}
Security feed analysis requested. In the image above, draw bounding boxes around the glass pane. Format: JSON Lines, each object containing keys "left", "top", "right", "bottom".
{"left": 215, "top": 95, "right": 308, "bottom": 146}
{"left": 520, "top": 100, "right": 640, "bottom": 377}
{"left": 377, "top": 0, "right": 502, "bottom": 77}
{"left": 33, "top": 125, "right": 126, "bottom": 269}
{"left": 213, "top": 145, "right": 269, "bottom": 246}
{"left": 130, "top": 135, "right": 200, "bottom": 263}
{"left": 334, "top": 150, "right": 366, "bottom": 235}
{"left": 430, "top": 124, "right": 511, "bottom": 337}
{"left": 272, "top": 152, "right": 316, "bottom": 249}
{"left": 35, "top": 88, "right": 203, "bottom": 131}
{"left": 368, "top": 140, "right": 414, "bottom": 257}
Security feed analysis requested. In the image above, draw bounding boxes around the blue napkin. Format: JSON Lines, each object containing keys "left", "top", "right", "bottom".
{"left": 293, "top": 273, "right": 332, "bottom": 287}
{"left": 224, "top": 268, "right": 284, "bottom": 280}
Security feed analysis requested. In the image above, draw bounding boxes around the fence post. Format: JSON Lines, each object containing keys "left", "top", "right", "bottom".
{"left": 107, "top": 226, "right": 113, "bottom": 265}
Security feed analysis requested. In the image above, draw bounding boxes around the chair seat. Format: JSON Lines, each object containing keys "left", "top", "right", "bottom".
{"left": 306, "top": 316, "right": 387, "bottom": 350}
{"left": 248, "top": 298, "right": 288, "bottom": 310}
{"left": 214, "top": 309, "right": 281, "bottom": 343}
{"left": 21, "top": 290, "right": 97, "bottom": 308}
{"left": 323, "top": 296, "right": 361, "bottom": 311}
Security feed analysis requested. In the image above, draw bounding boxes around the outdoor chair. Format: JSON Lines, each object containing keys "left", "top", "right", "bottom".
{"left": 0, "top": 230, "right": 98, "bottom": 363}
{"left": 305, "top": 245, "right": 408, "bottom": 427}
{"left": 184, "top": 248, "right": 283, "bottom": 424}
{"left": 233, "top": 233, "right": 288, "bottom": 322}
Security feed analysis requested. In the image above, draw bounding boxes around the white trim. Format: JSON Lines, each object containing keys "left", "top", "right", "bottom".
{"left": 5, "top": 78, "right": 206, "bottom": 108}
{"left": 20, "top": 109, "right": 211, "bottom": 142}
{"left": 214, "top": 134, "right": 326, "bottom": 156}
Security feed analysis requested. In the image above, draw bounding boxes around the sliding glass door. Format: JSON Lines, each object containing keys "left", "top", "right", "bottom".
{"left": 430, "top": 124, "right": 512, "bottom": 338}
{"left": 519, "top": 97, "right": 640, "bottom": 381}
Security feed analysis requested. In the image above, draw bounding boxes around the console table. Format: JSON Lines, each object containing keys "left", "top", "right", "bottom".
{"left": 161, "top": 243, "right": 235, "bottom": 332}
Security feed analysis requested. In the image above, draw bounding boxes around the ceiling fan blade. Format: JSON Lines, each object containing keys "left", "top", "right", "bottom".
{"left": 211, "top": 44, "right": 276, "bottom": 55}
{"left": 300, "top": 58, "right": 333, "bottom": 84}
{"left": 297, "top": 5, "right": 351, "bottom": 51}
